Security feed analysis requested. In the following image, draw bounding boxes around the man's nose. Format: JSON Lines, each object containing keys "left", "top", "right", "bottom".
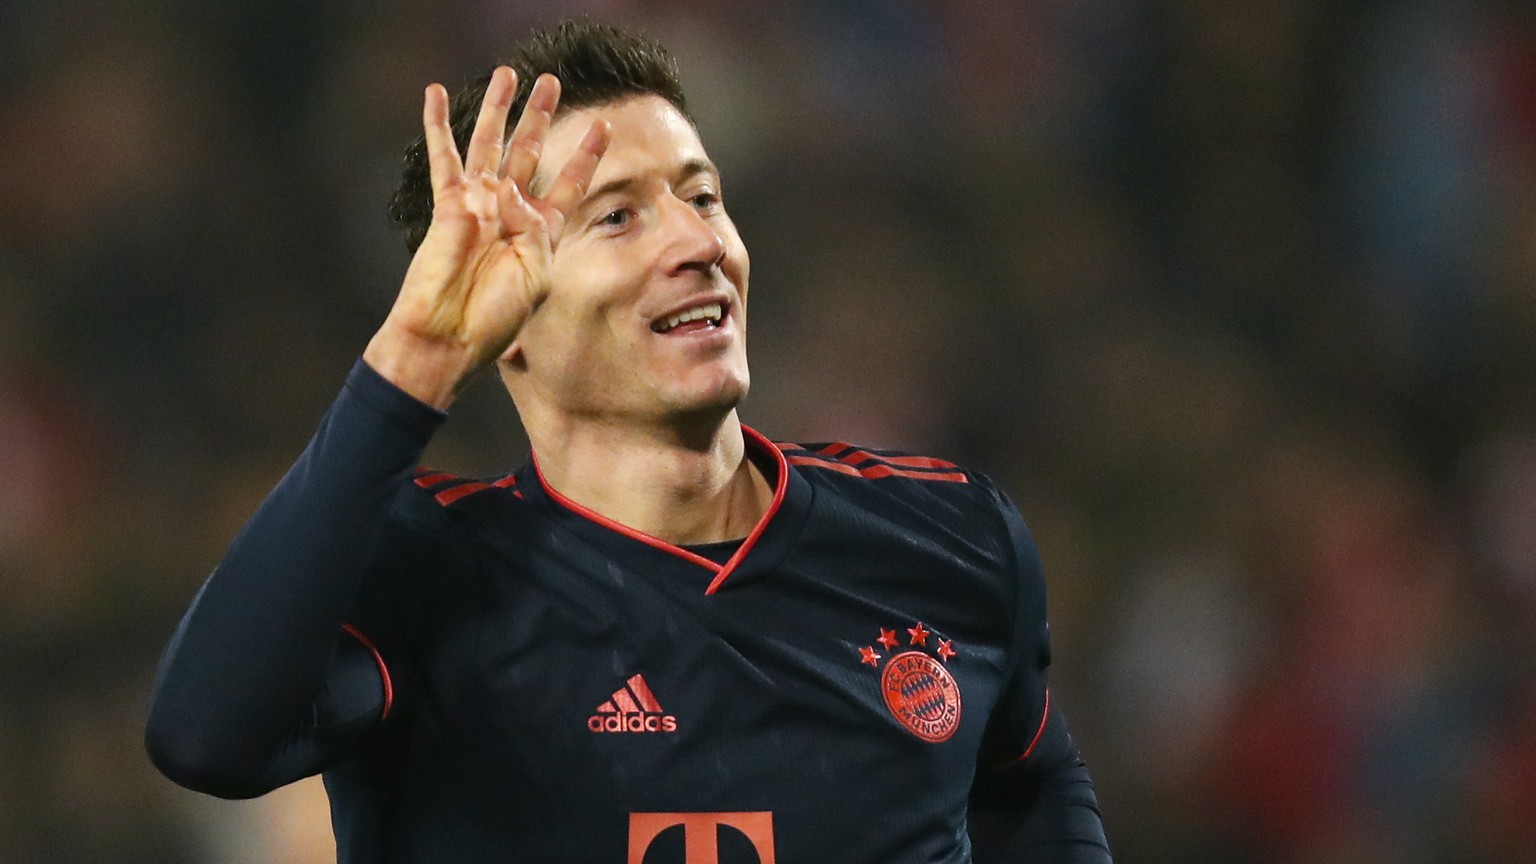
{"left": 659, "top": 194, "right": 725, "bottom": 275}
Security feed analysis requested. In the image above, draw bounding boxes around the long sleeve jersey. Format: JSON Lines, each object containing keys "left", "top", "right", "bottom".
{"left": 146, "top": 360, "right": 1111, "bottom": 863}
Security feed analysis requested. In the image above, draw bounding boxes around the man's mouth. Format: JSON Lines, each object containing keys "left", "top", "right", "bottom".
{"left": 651, "top": 302, "right": 725, "bottom": 334}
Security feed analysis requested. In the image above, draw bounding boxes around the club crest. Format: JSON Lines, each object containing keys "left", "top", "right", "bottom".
{"left": 857, "top": 622, "right": 961, "bottom": 743}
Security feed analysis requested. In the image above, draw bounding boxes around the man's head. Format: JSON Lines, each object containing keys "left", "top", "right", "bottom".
{"left": 391, "top": 21, "right": 751, "bottom": 435}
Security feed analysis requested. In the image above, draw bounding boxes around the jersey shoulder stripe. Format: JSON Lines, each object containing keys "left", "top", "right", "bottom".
{"left": 411, "top": 467, "right": 520, "bottom": 507}
{"left": 774, "top": 441, "right": 969, "bottom": 484}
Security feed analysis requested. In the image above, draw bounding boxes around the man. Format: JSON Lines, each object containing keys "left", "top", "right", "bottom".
{"left": 146, "top": 20, "right": 1111, "bottom": 863}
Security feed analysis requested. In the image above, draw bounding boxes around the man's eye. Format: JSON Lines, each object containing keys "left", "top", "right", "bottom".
{"left": 690, "top": 192, "right": 721, "bottom": 210}
{"left": 599, "top": 208, "right": 631, "bottom": 227}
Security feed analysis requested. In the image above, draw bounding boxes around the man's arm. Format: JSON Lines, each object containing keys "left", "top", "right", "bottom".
{"left": 967, "top": 483, "right": 1112, "bottom": 862}
{"left": 144, "top": 67, "right": 611, "bottom": 798}
{"left": 144, "top": 361, "right": 446, "bottom": 798}
{"left": 969, "top": 703, "right": 1111, "bottom": 860}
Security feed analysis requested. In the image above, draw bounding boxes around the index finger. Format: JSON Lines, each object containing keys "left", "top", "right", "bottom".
{"left": 422, "top": 83, "right": 463, "bottom": 199}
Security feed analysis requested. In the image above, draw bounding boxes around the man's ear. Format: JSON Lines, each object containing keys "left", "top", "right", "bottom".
{"left": 499, "top": 339, "right": 526, "bottom": 367}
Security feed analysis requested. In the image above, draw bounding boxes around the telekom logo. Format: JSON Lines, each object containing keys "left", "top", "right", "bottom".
{"left": 627, "top": 811, "right": 775, "bottom": 864}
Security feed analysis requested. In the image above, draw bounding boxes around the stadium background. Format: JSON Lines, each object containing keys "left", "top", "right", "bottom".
{"left": 2, "top": 0, "right": 1535, "bottom": 861}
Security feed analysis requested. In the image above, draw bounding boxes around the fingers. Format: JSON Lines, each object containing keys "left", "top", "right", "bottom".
{"left": 464, "top": 66, "right": 516, "bottom": 177}
{"left": 502, "top": 74, "right": 560, "bottom": 188}
{"left": 422, "top": 83, "right": 463, "bottom": 200}
{"left": 540, "top": 119, "right": 612, "bottom": 228}
{"left": 423, "top": 70, "right": 609, "bottom": 245}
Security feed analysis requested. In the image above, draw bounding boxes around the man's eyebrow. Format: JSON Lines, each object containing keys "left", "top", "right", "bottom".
{"left": 675, "top": 158, "right": 721, "bottom": 184}
{"left": 575, "top": 175, "right": 640, "bottom": 207}
{"left": 550, "top": 158, "right": 722, "bottom": 210}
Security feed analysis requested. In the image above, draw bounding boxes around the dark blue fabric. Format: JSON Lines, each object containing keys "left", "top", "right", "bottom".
{"left": 145, "top": 362, "right": 1110, "bottom": 862}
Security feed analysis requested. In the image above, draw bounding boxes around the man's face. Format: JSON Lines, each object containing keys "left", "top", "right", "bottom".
{"left": 504, "top": 95, "right": 751, "bottom": 427}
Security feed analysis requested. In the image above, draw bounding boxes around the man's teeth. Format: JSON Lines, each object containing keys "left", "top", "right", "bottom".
{"left": 658, "top": 303, "right": 723, "bottom": 333}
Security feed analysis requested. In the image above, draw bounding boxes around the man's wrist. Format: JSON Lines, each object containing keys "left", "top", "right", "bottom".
{"left": 361, "top": 325, "right": 480, "bottom": 411}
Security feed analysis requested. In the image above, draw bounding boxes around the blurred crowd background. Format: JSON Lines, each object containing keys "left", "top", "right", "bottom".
{"left": 2, "top": 0, "right": 1535, "bottom": 861}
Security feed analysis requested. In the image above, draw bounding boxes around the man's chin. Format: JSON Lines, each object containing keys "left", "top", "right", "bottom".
{"left": 659, "top": 372, "right": 749, "bottom": 423}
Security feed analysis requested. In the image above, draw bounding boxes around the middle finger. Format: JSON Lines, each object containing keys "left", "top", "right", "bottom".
{"left": 502, "top": 73, "right": 562, "bottom": 189}
{"left": 464, "top": 66, "right": 516, "bottom": 177}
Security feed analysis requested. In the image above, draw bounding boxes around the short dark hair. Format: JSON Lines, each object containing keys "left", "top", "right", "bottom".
{"left": 388, "top": 19, "right": 692, "bottom": 253}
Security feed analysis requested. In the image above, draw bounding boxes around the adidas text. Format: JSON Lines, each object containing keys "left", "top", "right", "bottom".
{"left": 588, "top": 712, "right": 678, "bottom": 733}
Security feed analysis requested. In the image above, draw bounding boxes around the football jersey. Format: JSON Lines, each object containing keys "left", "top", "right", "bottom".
{"left": 146, "top": 361, "right": 1110, "bottom": 864}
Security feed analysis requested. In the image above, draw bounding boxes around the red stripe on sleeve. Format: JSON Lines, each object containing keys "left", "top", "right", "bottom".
{"left": 817, "top": 441, "right": 857, "bottom": 457}
{"left": 786, "top": 455, "right": 969, "bottom": 483}
{"left": 856, "top": 463, "right": 969, "bottom": 483}
{"left": 413, "top": 471, "right": 455, "bottom": 488}
{"left": 787, "top": 454, "right": 861, "bottom": 475}
{"left": 1018, "top": 688, "right": 1051, "bottom": 761}
{"left": 836, "top": 449, "right": 960, "bottom": 470}
{"left": 435, "top": 481, "right": 491, "bottom": 506}
{"left": 341, "top": 623, "right": 394, "bottom": 721}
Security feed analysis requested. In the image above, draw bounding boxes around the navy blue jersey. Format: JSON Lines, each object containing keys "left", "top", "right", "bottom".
{"left": 146, "top": 361, "right": 1110, "bottom": 863}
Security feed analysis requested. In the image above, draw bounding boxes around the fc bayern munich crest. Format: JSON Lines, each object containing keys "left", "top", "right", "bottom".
{"left": 858, "top": 622, "right": 962, "bottom": 743}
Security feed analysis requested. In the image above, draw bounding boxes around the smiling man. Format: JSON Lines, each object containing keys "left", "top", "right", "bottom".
{"left": 146, "top": 20, "right": 1111, "bottom": 864}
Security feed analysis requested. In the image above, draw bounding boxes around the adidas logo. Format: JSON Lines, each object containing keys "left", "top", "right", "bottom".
{"left": 587, "top": 673, "right": 679, "bottom": 734}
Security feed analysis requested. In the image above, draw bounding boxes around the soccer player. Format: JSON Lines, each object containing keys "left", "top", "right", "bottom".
{"left": 146, "top": 20, "right": 1111, "bottom": 863}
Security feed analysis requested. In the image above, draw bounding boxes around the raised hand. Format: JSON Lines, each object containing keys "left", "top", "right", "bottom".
{"left": 363, "top": 67, "right": 611, "bottom": 409}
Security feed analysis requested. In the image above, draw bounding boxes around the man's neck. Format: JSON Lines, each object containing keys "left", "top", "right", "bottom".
{"left": 529, "top": 412, "right": 774, "bottom": 546}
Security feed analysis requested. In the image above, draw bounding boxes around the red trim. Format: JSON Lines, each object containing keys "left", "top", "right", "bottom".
{"left": 341, "top": 623, "right": 394, "bottom": 721}
{"left": 413, "top": 471, "right": 455, "bottom": 488}
{"left": 836, "top": 449, "right": 959, "bottom": 470}
{"left": 863, "top": 464, "right": 967, "bottom": 482}
{"left": 492, "top": 474, "right": 519, "bottom": 488}
{"left": 435, "top": 481, "right": 491, "bottom": 506}
{"left": 785, "top": 455, "right": 969, "bottom": 484}
{"left": 529, "top": 424, "right": 791, "bottom": 594}
{"left": 816, "top": 441, "right": 855, "bottom": 457}
{"left": 785, "top": 456, "right": 857, "bottom": 476}
{"left": 531, "top": 456, "right": 723, "bottom": 573}
{"left": 1019, "top": 688, "right": 1051, "bottom": 761}
{"left": 810, "top": 440, "right": 960, "bottom": 469}
{"left": 705, "top": 425, "right": 790, "bottom": 595}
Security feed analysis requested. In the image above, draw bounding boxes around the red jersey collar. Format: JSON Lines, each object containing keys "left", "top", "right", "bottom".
{"left": 528, "top": 425, "right": 795, "bottom": 595}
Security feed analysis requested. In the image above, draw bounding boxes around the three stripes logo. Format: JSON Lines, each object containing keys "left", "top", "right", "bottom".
{"left": 588, "top": 673, "right": 678, "bottom": 734}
